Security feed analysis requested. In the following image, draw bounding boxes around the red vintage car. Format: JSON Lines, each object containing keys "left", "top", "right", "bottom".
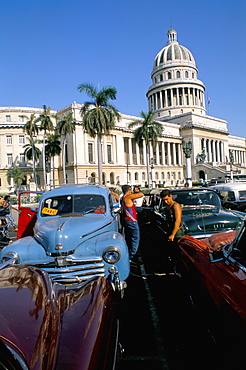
{"left": 0, "top": 263, "right": 120, "bottom": 370}
{"left": 178, "top": 225, "right": 246, "bottom": 360}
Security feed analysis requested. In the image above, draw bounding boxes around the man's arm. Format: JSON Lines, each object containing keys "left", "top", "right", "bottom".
{"left": 124, "top": 192, "right": 144, "bottom": 207}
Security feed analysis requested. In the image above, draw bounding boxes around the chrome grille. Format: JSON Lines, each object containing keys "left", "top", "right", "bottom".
{"left": 31, "top": 257, "right": 106, "bottom": 284}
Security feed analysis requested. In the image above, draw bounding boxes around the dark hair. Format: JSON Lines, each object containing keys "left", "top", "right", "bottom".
{"left": 122, "top": 184, "right": 131, "bottom": 194}
{"left": 160, "top": 189, "right": 171, "bottom": 198}
{"left": 4, "top": 195, "right": 10, "bottom": 201}
{"left": 133, "top": 185, "right": 140, "bottom": 191}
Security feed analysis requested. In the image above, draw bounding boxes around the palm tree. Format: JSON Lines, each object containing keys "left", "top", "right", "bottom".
{"left": 23, "top": 137, "right": 41, "bottom": 168}
{"left": 35, "top": 105, "right": 55, "bottom": 190}
{"left": 7, "top": 167, "right": 25, "bottom": 193}
{"left": 45, "top": 133, "right": 61, "bottom": 188}
{"left": 128, "top": 111, "right": 163, "bottom": 187}
{"left": 23, "top": 113, "right": 39, "bottom": 188}
{"left": 78, "top": 83, "right": 120, "bottom": 185}
{"left": 56, "top": 112, "right": 76, "bottom": 184}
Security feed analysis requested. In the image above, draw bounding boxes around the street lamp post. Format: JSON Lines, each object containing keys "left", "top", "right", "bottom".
{"left": 182, "top": 139, "right": 193, "bottom": 187}
{"left": 150, "top": 158, "right": 155, "bottom": 189}
{"left": 229, "top": 150, "right": 234, "bottom": 183}
{"left": 32, "top": 136, "right": 37, "bottom": 191}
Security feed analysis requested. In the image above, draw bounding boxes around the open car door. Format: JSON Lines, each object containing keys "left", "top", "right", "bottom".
{"left": 17, "top": 191, "right": 43, "bottom": 238}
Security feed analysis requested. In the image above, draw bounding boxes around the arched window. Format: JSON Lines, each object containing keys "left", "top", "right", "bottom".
{"left": 167, "top": 72, "right": 172, "bottom": 79}
{"left": 155, "top": 172, "right": 159, "bottom": 180}
{"left": 176, "top": 71, "right": 180, "bottom": 78}
{"left": 90, "top": 172, "right": 96, "bottom": 183}
{"left": 160, "top": 74, "right": 163, "bottom": 82}
{"left": 142, "top": 172, "right": 146, "bottom": 180}
{"left": 161, "top": 172, "right": 164, "bottom": 180}
{"left": 185, "top": 71, "right": 189, "bottom": 78}
{"left": 135, "top": 172, "right": 138, "bottom": 181}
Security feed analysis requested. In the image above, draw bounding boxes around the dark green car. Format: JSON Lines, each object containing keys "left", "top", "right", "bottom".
{"left": 137, "top": 188, "right": 245, "bottom": 239}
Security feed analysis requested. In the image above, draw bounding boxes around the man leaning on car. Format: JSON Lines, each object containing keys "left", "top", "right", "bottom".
{"left": 160, "top": 189, "right": 184, "bottom": 275}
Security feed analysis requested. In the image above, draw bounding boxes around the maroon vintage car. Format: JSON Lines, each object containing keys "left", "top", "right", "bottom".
{"left": 178, "top": 225, "right": 246, "bottom": 359}
{"left": 0, "top": 263, "right": 120, "bottom": 369}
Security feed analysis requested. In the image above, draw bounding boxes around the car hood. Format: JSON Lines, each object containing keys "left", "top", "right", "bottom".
{"left": 182, "top": 207, "right": 243, "bottom": 236}
{"left": 0, "top": 266, "right": 115, "bottom": 370}
{"left": 34, "top": 214, "right": 113, "bottom": 254}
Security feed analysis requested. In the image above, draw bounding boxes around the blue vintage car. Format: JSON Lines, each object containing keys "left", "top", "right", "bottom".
{"left": 0, "top": 185, "right": 130, "bottom": 296}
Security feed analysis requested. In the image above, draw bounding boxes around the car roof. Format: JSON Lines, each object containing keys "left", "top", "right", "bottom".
{"left": 210, "top": 183, "right": 246, "bottom": 190}
{"left": 170, "top": 187, "right": 215, "bottom": 193}
{"left": 41, "top": 184, "right": 111, "bottom": 198}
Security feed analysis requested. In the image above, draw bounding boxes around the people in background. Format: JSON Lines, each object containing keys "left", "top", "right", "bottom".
{"left": 3, "top": 195, "right": 18, "bottom": 231}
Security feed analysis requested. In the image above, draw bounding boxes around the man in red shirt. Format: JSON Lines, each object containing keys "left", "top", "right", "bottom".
{"left": 121, "top": 185, "right": 144, "bottom": 261}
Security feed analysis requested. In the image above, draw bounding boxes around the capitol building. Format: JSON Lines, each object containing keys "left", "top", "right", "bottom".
{"left": 0, "top": 29, "right": 245, "bottom": 193}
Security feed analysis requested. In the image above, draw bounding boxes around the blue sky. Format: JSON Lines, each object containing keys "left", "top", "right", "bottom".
{"left": 1, "top": 0, "right": 245, "bottom": 137}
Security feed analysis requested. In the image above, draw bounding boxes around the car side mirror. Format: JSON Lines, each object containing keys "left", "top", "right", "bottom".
{"left": 209, "top": 250, "right": 224, "bottom": 263}
{"left": 30, "top": 207, "right": 38, "bottom": 213}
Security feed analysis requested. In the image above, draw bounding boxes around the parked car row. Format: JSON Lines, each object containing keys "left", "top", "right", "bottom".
{"left": 1, "top": 183, "right": 246, "bottom": 367}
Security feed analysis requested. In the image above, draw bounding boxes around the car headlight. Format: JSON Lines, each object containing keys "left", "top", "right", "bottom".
{"left": 103, "top": 247, "right": 121, "bottom": 264}
{"left": 1, "top": 251, "right": 20, "bottom": 264}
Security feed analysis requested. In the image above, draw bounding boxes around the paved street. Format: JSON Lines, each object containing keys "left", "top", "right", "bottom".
{"left": 117, "top": 227, "right": 240, "bottom": 370}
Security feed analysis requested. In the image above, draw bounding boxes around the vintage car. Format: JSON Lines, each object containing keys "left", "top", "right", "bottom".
{"left": 0, "top": 263, "right": 120, "bottom": 369}
{"left": 210, "top": 182, "right": 246, "bottom": 212}
{"left": 178, "top": 225, "right": 246, "bottom": 359}
{"left": 0, "top": 185, "right": 130, "bottom": 296}
{"left": 137, "top": 188, "right": 245, "bottom": 239}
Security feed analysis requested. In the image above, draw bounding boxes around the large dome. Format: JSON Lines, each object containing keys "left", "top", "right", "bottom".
{"left": 147, "top": 28, "right": 206, "bottom": 119}
{"left": 153, "top": 29, "right": 196, "bottom": 70}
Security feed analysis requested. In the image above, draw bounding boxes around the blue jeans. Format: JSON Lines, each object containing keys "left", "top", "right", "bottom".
{"left": 124, "top": 220, "right": 140, "bottom": 259}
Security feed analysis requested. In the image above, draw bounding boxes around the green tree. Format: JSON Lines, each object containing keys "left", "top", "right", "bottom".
{"left": 45, "top": 133, "right": 61, "bottom": 187}
{"left": 23, "top": 137, "right": 41, "bottom": 161}
{"left": 78, "top": 83, "right": 120, "bottom": 185}
{"left": 56, "top": 112, "right": 76, "bottom": 184}
{"left": 128, "top": 111, "right": 163, "bottom": 187}
{"left": 7, "top": 167, "right": 25, "bottom": 193}
{"left": 23, "top": 112, "right": 40, "bottom": 188}
{"left": 35, "top": 105, "right": 55, "bottom": 190}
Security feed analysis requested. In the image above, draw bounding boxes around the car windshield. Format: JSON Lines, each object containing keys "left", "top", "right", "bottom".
{"left": 41, "top": 194, "right": 106, "bottom": 217}
{"left": 170, "top": 190, "right": 221, "bottom": 208}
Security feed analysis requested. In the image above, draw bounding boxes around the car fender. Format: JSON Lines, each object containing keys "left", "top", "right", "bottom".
{"left": 75, "top": 231, "right": 130, "bottom": 280}
{"left": 0, "top": 236, "right": 47, "bottom": 264}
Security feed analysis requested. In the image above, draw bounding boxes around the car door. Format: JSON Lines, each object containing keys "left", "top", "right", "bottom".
{"left": 17, "top": 191, "right": 43, "bottom": 238}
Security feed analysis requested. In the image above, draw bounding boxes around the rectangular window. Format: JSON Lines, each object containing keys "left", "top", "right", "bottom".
{"left": 124, "top": 137, "right": 129, "bottom": 164}
{"left": 5, "top": 115, "right": 11, "bottom": 122}
{"left": 20, "top": 154, "right": 25, "bottom": 164}
{"left": 7, "top": 154, "right": 13, "bottom": 165}
{"left": 19, "top": 135, "right": 25, "bottom": 144}
{"left": 107, "top": 144, "right": 112, "bottom": 163}
{"left": 139, "top": 141, "right": 144, "bottom": 164}
{"left": 19, "top": 115, "right": 24, "bottom": 122}
{"left": 132, "top": 139, "right": 137, "bottom": 165}
{"left": 88, "top": 143, "right": 93, "bottom": 163}
{"left": 6, "top": 136, "right": 12, "bottom": 145}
